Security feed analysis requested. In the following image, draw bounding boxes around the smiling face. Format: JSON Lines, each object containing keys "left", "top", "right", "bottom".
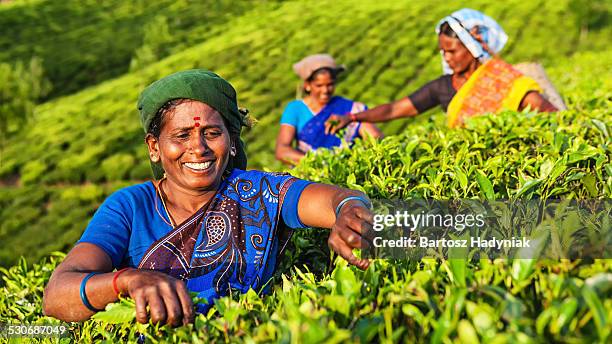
{"left": 438, "top": 34, "right": 476, "bottom": 74}
{"left": 146, "top": 100, "right": 231, "bottom": 192}
{"left": 304, "top": 69, "right": 336, "bottom": 105}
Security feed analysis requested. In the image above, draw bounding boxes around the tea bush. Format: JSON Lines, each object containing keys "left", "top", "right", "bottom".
{"left": 129, "top": 15, "right": 172, "bottom": 72}
{"left": 292, "top": 110, "right": 611, "bottom": 200}
{"left": 101, "top": 153, "right": 136, "bottom": 182}
{"left": 0, "top": 57, "right": 51, "bottom": 135}
{"left": 0, "top": 182, "right": 129, "bottom": 266}
{"left": 1, "top": 255, "right": 610, "bottom": 342}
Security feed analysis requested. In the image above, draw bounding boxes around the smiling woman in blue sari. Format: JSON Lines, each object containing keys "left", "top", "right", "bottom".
{"left": 275, "top": 54, "right": 382, "bottom": 165}
{"left": 43, "top": 70, "right": 374, "bottom": 327}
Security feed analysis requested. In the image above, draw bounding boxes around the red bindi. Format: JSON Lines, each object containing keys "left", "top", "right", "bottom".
{"left": 193, "top": 116, "right": 201, "bottom": 127}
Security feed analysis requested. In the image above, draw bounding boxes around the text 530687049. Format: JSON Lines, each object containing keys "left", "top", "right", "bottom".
{"left": 0, "top": 323, "right": 69, "bottom": 338}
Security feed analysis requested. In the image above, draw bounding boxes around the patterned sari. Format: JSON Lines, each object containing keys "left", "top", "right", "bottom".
{"left": 297, "top": 96, "right": 363, "bottom": 152}
{"left": 446, "top": 58, "right": 542, "bottom": 128}
{"left": 138, "top": 169, "right": 298, "bottom": 312}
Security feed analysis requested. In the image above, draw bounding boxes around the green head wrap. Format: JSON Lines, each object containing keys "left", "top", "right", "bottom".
{"left": 137, "top": 69, "right": 249, "bottom": 179}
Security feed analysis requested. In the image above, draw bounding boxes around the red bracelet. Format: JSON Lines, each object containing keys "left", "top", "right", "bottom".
{"left": 112, "top": 268, "right": 130, "bottom": 296}
{"left": 350, "top": 113, "right": 357, "bottom": 122}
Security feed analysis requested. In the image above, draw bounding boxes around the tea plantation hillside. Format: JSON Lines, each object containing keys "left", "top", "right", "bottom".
{"left": 0, "top": 0, "right": 282, "bottom": 98}
{"left": 0, "top": 0, "right": 610, "bottom": 266}
{"left": 0, "top": 0, "right": 611, "bottom": 342}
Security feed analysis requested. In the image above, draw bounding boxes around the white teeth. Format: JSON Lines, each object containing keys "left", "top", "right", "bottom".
{"left": 184, "top": 161, "right": 213, "bottom": 170}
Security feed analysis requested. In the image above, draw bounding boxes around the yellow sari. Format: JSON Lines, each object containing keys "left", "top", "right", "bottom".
{"left": 447, "top": 58, "right": 542, "bottom": 128}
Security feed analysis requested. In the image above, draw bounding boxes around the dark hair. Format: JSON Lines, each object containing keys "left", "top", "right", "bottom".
{"left": 439, "top": 22, "right": 459, "bottom": 39}
{"left": 303, "top": 67, "right": 338, "bottom": 96}
{"left": 306, "top": 67, "right": 338, "bottom": 82}
{"left": 147, "top": 98, "right": 189, "bottom": 138}
{"left": 440, "top": 21, "right": 482, "bottom": 39}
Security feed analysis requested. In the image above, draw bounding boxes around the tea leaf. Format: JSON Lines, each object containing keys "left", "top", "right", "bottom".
{"left": 91, "top": 302, "right": 135, "bottom": 324}
{"left": 475, "top": 170, "right": 495, "bottom": 200}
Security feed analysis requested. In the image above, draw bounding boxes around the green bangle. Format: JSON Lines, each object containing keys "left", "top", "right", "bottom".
{"left": 80, "top": 272, "right": 104, "bottom": 312}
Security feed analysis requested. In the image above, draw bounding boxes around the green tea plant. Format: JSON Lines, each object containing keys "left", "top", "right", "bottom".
{"left": 1, "top": 253, "right": 610, "bottom": 343}
{"left": 0, "top": 0, "right": 273, "bottom": 98}
{"left": 0, "top": 182, "right": 130, "bottom": 266}
{"left": 0, "top": 57, "right": 51, "bottom": 135}
{"left": 129, "top": 15, "right": 172, "bottom": 72}
{"left": 292, "top": 109, "right": 610, "bottom": 200}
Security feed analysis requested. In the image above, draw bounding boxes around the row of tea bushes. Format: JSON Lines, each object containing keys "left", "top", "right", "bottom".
{"left": 292, "top": 110, "right": 610, "bottom": 199}
{"left": 1, "top": 252, "right": 610, "bottom": 342}
{"left": 0, "top": 0, "right": 271, "bottom": 98}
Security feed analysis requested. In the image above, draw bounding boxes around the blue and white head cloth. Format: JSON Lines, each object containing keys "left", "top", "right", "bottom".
{"left": 436, "top": 8, "right": 508, "bottom": 75}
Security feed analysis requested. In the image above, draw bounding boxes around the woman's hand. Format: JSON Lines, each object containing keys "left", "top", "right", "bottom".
{"left": 118, "top": 269, "right": 195, "bottom": 327}
{"left": 324, "top": 114, "right": 351, "bottom": 134}
{"left": 325, "top": 98, "right": 419, "bottom": 135}
{"left": 329, "top": 200, "right": 373, "bottom": 270}
{"left": 43, "top": 243, "right": 194, "bottom": 326}
{"left": 519, "top": 91, "right": 558, "bottom": 112}
{"left": 297, "top": 184, "right": 374, "bottom": 270}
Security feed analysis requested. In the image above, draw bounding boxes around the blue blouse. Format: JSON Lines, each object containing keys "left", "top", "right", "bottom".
{"left": 79, "top": 170, "right": 310, "bottom": 269}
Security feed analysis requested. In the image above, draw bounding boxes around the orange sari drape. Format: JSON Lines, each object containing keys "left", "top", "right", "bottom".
{"left": 447, "top": 58, "right": 542, "bottom": 128}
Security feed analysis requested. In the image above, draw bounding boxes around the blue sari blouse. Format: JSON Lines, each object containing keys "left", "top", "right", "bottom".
{"left": 78, "top": 169, "right": 312, "bottom": 312}
{"left": 280, "top": 96, "right": 365, "bottom": 152}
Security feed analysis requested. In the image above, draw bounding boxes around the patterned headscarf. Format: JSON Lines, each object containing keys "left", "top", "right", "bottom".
{"left": 436, "top": 8, "right": 508, "bottom": 75}
{"left": 137, "top": 69, "right": 250, "bottom": 179}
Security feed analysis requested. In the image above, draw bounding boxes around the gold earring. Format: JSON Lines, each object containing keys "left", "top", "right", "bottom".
{"left": 151, "top": 155, "right": 159, "bottom": 162}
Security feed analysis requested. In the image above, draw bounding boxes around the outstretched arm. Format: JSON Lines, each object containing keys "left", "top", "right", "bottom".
{"left": 325, "top": 97, "right": 419, "bottom": 134}
{"left": 297, "top": 183, "right": 373, "bottom": 270}
{"left": 43, "top": 243, "right": 194, "bottom": 326}
{"left": 520, "top": 91, "right": 558, "bottom": 112}
{"left": 275, "top": 124, "right": 305, "bottom": 166}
